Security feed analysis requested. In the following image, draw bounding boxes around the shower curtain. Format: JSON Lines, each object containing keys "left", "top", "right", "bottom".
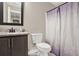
{"left": 46, "top": 2, "right": 79, "bottom": 56}
{"left": 46, "top": 7, "right": 61, "bottom": 56}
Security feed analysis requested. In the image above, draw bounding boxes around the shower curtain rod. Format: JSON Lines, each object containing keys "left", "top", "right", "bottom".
{"left": 47, "top": 2, "right": 68, "bottom": 12}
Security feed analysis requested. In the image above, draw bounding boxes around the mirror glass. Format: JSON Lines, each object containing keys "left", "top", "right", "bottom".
{"left": 3, "top": 2, "right": 22, "bottom": 24}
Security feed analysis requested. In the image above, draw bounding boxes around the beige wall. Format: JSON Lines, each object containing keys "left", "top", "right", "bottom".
{"left": 0, "top": 2, "right": 53, "bottom": 50}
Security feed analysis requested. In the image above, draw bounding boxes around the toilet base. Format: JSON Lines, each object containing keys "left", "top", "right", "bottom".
{"left": 28, "top": 48, "right": 50, "bottom": 56}
{"left": 39, "top": 52, "right": 48, "bottom": 56}
{"left": 28, "top": 48, "right": 40, "bottom": 56}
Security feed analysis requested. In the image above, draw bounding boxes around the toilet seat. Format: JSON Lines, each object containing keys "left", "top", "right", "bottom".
{"left": 36, "top": 43, "right": 51, "bottom": 49}
{"left": 36, "top": 42, "right": 51, "bottom": 52}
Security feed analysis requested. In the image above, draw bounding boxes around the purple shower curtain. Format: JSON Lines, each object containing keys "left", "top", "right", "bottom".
{"left": 46, "top": 2, "right": 79, "bottom": 56}
{"left": 46, "top": 7, "right": 60, "bottom": 56}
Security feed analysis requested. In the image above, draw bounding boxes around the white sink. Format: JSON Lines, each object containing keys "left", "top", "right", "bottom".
{"left": 0, "top": 32, "right": 29, "bottom": 37}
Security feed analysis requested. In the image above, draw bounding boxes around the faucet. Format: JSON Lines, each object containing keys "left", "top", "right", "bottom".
{"left": 9, "top": 27, "right": 15, "bottom": 32}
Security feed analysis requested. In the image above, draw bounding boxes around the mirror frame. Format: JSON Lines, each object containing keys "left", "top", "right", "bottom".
{"left": 0, "top": 2, "right": 24, "bottom": 26}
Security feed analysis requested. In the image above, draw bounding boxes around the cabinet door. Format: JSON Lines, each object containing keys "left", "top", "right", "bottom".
{"left": 0, "top": 2, "right": 3, "bottom": 24}
{"left": 11, "top": 35, "right": 28, "bottom": 56}
{"left": 0, "top": 37, "right": 10, "bottom": 56}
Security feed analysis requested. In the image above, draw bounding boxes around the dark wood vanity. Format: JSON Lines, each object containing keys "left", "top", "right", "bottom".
{"left": 0, "top": 33, "right": 28, "bottom": 56}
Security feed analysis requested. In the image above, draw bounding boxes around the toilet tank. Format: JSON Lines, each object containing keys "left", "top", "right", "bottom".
{"left": 31, "top": 33, "right": 43, "bottom": 44}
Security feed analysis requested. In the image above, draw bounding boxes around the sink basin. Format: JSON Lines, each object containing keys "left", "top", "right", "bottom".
{"left": 0, "top": 32, "right": 29, "bottom": 37}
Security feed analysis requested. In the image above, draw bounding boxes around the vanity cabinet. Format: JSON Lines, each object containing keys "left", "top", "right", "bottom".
{"left": 0, "top": 35, "right": 28, "bottom": 56}
{"left": 11, "top": 35, "right": 28, "bottom": 56}
{"left": 0, "top": 37, "right": 10, "bottom": 56}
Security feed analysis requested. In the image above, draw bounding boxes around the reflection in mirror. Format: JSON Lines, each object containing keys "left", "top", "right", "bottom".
{"left": 3, "top": 2, "right": 21, "bottom": 24}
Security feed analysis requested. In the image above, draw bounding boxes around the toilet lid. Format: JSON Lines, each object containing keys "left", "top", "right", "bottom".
{"left": 36, "top": 43, "right": 51, "bottom": 49}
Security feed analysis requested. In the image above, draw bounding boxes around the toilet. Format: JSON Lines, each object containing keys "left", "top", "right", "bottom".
{"left": 28, "top": 33, "right": 51, "bottom": 56}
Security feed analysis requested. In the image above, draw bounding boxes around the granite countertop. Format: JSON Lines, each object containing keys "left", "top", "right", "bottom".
{"left": 0, "top": 32, "right": 29, "bottom": 37}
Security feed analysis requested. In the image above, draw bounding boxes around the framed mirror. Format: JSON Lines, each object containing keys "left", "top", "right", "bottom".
{"left": 0, "top": 2, "right": 24, "bottom": 26}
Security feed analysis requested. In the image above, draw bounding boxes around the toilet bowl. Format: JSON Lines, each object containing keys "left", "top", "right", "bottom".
{"left": 36, "top": 42, "right": 51, "bottom": 56}
{"left": 28, "top": 47, "right": 56, "bottom": 56}
{"left": 28, "top": 42, "right": 51, "bottom": 56}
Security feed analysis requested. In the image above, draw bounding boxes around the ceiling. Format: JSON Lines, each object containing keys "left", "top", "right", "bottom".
{"left": 50, "top": 2, "right": 65, "bottom": 7}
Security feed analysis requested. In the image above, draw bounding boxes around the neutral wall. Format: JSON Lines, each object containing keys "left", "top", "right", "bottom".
{"left": 0, "top": 2, "right": 54, "bottom": 50}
